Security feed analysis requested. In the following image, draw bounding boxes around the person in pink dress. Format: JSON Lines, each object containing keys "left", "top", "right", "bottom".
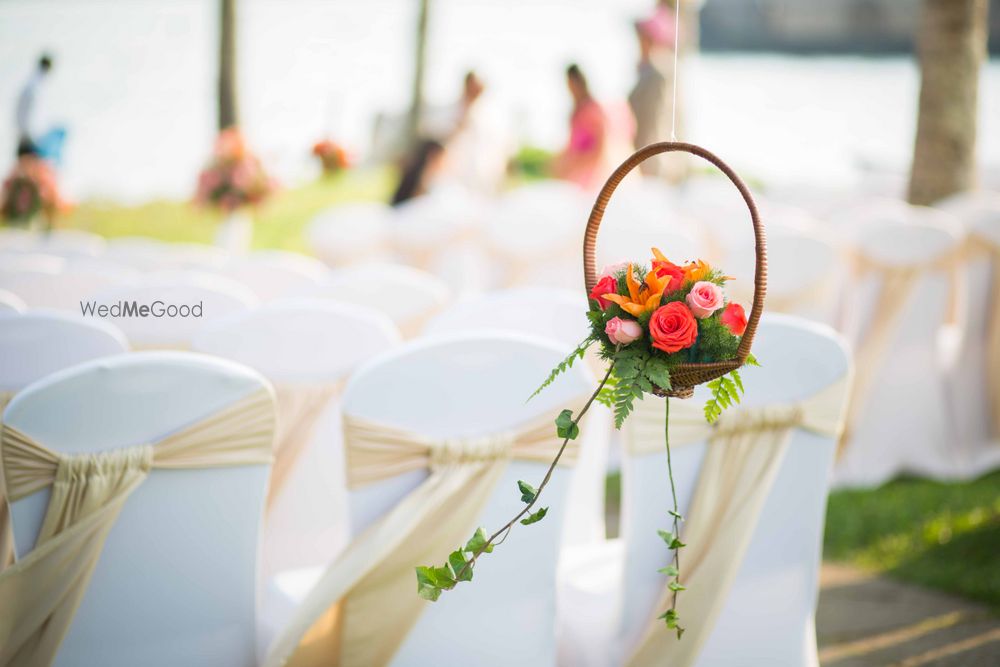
{"left": 552, "top": 64, "right": 609, "bottom": 190}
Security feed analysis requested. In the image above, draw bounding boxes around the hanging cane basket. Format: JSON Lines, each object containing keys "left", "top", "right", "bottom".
{"left": 582, "top": 142, "right": 767, "bottom": 399}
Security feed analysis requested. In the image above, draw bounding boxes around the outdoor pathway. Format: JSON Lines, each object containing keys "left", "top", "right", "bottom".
{"left": 818, "top": 564, "right": 1000, "bottom": 666}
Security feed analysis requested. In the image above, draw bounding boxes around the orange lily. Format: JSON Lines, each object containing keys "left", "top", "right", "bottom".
{"left": 603, "top": 263, "right": 670, "bottom": 316}
{"left": 683, "top": 259, "right": 713, "bottom": 283}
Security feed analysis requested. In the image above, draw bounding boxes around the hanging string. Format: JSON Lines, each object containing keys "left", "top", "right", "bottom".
{"left": 670, "top": 0, "right": 681, "bottom": 141}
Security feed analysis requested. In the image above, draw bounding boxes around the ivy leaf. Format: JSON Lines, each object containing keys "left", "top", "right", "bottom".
{"left": 677, "top": 626, "right": 686, "bottom": 640}
{"left": 669, "top": 537, "right": 686, "bottom": 550}
{"left": 555, "top": 409, "right": 580, "bottom": 440}
{"left": 520, "top": 507, "right": 548, "bottom": 525}
{"left": 517, "top": 480, "right": 538, "bottom": 504}
{"left": 415, "top": 566, "right": 442, "bottom": 601}
{"left": 657, "top": 529, "right": 675, "bottom": 545}
{"left": 668, "top": 509, "right": 683, "bottom": 520}
{"left": 668, "top": 581, "right": 687, "bottom": 592}
{"left": 465, "top": 527, "right": 493, "bottom": 554}
{"left": 658, "top": 564, "right": 679, "bottom": 576}
{"left": 415, "top": 565, "right": 456, "bottom": 601}
{"left": 659, "top": 608, "right": 680, "bottom": 629}
{"left": 449, "top": 550, "right": 473, "bottom": 582}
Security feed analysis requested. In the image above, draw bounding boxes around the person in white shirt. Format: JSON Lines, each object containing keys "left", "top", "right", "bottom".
{"left": 15, "top": 54, "right": 53, "bottom": 157}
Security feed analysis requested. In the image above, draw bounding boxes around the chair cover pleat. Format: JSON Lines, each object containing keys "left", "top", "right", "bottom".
{"left": 0, "top": 388, "right": 275, "bottom": 667}
{"left": 264, "top": 403, "right": 584, "bottom": 667}
{"left": 623, "top": 375, "right": 851, "bottom": 667}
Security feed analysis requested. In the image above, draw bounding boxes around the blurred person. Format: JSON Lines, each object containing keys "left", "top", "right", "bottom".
{"left": 441, "top": 71, "right": 511, "bottom": 195}
{"left": 552, "top": 64, "right": 610, "bottom": 190}
{"left": 14, "top": 54, "right": 52, "bottom": 157}
{"left": 629, "top": 5, "right": 678, "bottom": 177}
{"left": 391, "top": 139, "right": 446, "bottom": 207}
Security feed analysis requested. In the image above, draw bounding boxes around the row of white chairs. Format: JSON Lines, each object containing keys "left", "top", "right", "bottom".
{"left": 1, "top": 307, "right": 851, "bottom": 666}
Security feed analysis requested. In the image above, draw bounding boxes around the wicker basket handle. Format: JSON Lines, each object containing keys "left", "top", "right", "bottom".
{"left": 582, "top": 141, "right": 767, "bottom": 364}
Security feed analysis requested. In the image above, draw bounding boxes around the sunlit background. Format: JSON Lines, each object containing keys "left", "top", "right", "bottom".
{"left": 2, "top": 0, "right": 999, "bottom": 202}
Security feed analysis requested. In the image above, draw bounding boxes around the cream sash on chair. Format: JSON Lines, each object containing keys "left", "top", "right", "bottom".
{"left": 264, "top": 403, "right": 585, "bottom": 667}
{"left": 840, "top": 248, "right": 963, "bottom": 454}
{"left": 622, "top": 375, "right": 851, "bottom": 667}
{"left": 965, "top": 235, "right": 1000, "bottom": 437}
{"left": 0, "top": 390, "right": 15, "bottom": 572}
{"left": 0, "top": 389, "right": 275, "bottom": 667}
{"left": 268, "top": 382, "right": 343, "bottom": 510}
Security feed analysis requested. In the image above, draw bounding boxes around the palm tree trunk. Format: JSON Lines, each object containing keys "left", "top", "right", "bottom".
{"left": 907, "top": 0, "right": 988, "bottom": 205}
{"left": 406, "top": 0, "right": 430, "bottom": 145}
{"left": 218, "top": 0, "right": 239, "bottom": 131}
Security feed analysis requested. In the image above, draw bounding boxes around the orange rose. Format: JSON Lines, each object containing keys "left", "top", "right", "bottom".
{"left": 649, "top": 302, "right": 698, "bottom": 353}
{"left": 721, "top": 303, "right": 747, "bottom": 336}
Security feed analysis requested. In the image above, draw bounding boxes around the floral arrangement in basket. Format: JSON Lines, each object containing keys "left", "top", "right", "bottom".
{"left": 415, "top": 142, "right": 765, "bottom": 641}
{"left": 312, "top": 138, "right": 351, "bottom": 176}
{"left": 195, "top": 128, "right": 275, "bottom": 212}
{"left": 1, "top": 155, "right": 69, "bottom": 226}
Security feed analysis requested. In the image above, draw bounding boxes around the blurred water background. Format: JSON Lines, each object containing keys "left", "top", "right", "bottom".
{"left": 1, "top": 0, "right": 998, "bottom": 203}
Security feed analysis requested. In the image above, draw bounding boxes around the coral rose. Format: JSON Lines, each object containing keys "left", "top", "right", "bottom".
{"left": 721, "top": 303, "right": 747, "bottom": 336}
{"left": 652, "top": 260, "right": 685, "bottom": 293}
{"left": 650, "top": 248, "right": 686, "bottom": 293}
{"left": 649, "top": 302, "right": 698, "bottom": 353}
{"left": 589, "top": 275, "right": 618, "bottom": 310}
{"left": 685, "top": 281, "right": 724, "bottom": 319}
{"left": 605, "top": 317, "right": 643, "bottom": 345}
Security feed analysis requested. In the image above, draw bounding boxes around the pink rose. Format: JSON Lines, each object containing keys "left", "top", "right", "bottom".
{"left": 605, "top": 317, "right": 643, "bottom": 345}
{"left": 685, "top": 281, "right": 724, "bottom": 319}
{"left": 600, "top": 261, "right": 629, "bottom": 279}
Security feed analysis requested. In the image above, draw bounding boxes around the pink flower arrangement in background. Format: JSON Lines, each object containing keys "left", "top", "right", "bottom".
{"left": 195, "top": 128, "right": 276, "bottom": 213}
{"left": 1, "top": 155, "right": 69, "bottom": 224}
{"left": 312, "top": 138, "right": 351, "bottom": 175}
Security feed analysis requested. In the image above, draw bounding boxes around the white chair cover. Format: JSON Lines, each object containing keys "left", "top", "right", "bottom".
{"left": 263, "top": 402, "right": 585, "bottom": 667}
{"left": 307, "top": 264, "right": 451, "bottom": 338}
{"left": 192, "top": 300, "right": 401, "bottom": 576}
{"left": 836, "top": 220, "right": 966, "bottom": 486}
{"left": 620, "top": 378, "right": 850, "bottom": 667}
{"left": 559, "top": 316, "right": 852, "bottom": 667}
{"left": 0, "top": 388, "right": 275, "bottom": 666}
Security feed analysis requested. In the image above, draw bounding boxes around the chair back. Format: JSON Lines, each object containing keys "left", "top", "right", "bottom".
{"left": 4, "top": 352, "right": 273, "bottom": 667}
{"left": 0, "top": 311, "right": 128, "bottom": 394}
{"left": 619, "top": 315, "right": 851, "bottom": 666}
{"left": 194, "top": 300, "right": 400, "bottom": 571}
{"left": 309, "top": 264, "right": 450, "bottom": 338}
{"left": 306, "top": 202, "right": 391, "bottom": 267}
{"left": 216, "top": 250, "right": 330, "bottom": 302}
{"left": 341, "top": 333, "right": 596, "bottom": 665}
{"left": 424, "top": 287, "right": 589, "bottom": 350}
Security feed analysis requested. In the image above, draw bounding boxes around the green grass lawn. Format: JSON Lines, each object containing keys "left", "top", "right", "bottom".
{"left": 60, "top": 167, "right": 394, "bottom": 252}
{"left": 824, "top": 470, "right": 1000, "bottom": 609}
